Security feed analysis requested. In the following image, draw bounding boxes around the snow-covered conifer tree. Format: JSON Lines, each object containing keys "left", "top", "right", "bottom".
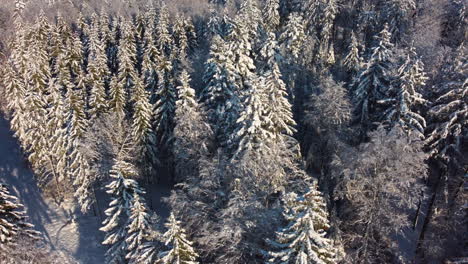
{"left": 173, "top": 70, "right": 213, "bottom": 181}
{"left": 110, "top": 20, "right": 138, "bottom": 119}
{"left": 155, "top": 2, "right": 173, "bottom": 56}
{"left": 201, "top": 36, "right": 238, "bottom": 144}
{"left": 100, "top": 158, "right": 140, "bottom": 263}
{"left": 12, "top": 0, "right": 26, "bottom": 29}
{"left": 172, "top": 14, "right": 189, "bottom": 61}
{"left": 232, "top": 77, "right": 273, "bottom": 160}
{"left": 263, "top": 0, "right": 281, "bottom": 33}
{"left": 353, "top": 24, "right": 394, "bottom": 132}
{"left": 379, "top": 46, "right": 428, "bottom": 136}
{"left": 0, "top": 183, "right": 40, "bottom": 247}
{"left": 266, "top": 182, "right": 338, "bottom": 264}
{"left": 88, "top": 18, "right": 111, "bottom": 118}
{"left": 132, "top": 75, "right": 154, "bottom": 145}
{"left": 159, "top": 212, "right": 199, "bottom": 264}
{"left": 261, "top": 63, "right": 297, "bottom": 140}
{"left": 380, "top": 0, "right": 416, "bottom": 42}
{"left": 278, "top": 13, "right": 306, "bottom": 60}
{"left": 343, "top": 31, "right": 362, "bottom": 73}
{"left": 125, "top": 185, "right": 153, "bottom": 262}
{"left": 426, "top": 46, "right": 467, "bottom": 165}
{"left": 154, "top": 57, "right": 176, "bottom": 147}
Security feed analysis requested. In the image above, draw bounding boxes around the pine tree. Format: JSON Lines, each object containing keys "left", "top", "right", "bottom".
{"left": 379, "top": 46, "right": 428, "bottom": 136}
{"left": 159, "top": 212, "right": 199, "bottom": 264}
{"left": 0, "top": 183, "right": 40, "bottom": 247}
{"left": 173, "top": 71, "right": 213, "bottom": 181}
{"left": 278, "top": 13, "right": 306, "bottom": 60}
{"left": 343, "top": 31, "right": 362, "bottom": 73}
{"left": 353, "top": 24, "right": 394, "bottom": 132}
{"left": 266, "top": 182, "right": 338, "bottom": 264}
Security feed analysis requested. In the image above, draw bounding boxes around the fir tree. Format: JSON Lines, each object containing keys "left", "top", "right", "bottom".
{"left": 267, "top": 182, "right": 338, "bottom": 264}
{"left": 159, "top": 212, "right": 199, "bottom": 264}
{"left": 353, "top": 24, "right": 394, "bottom": 133}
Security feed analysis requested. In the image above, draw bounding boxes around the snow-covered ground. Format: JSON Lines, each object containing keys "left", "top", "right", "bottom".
{"left": 0, "top": 116, "right": 173, "bottom": 263}
{"left": 0, "top": 117, "right": 107, "bottom": 263}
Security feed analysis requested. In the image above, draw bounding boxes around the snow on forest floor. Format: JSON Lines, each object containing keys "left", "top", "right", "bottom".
{"left": 0, "top": 117, "right": 172, "bottom": 263}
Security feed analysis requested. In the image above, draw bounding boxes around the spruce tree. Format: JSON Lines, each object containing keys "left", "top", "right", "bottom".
{"left": 201, "top": 35, "right": 238, "bottom": 145}
{"left": 231, "top": 77, "right": 273, "bottom": 161}
{"left": 159, "top": 213, "right": 199, "bottom": 264}
{"left": 261, "top": 63, "right": 297, "bottom": 140}
{"left": 267, "top": 182, "right": 338, "bottom": 264}
{"left": 343, "top": 31, "right": 362, "bottom": 73}
{"left": 353, "top": 24, "right": 394, "bottom": 132}
{"left": 380, "top": 0, "right": 416, "bottom": 42}
{"left": 100, "top": 159, "right": 140, "bottom": 264}
{"left": 131, "top": 73, "right": 158, "bottom": 179}
{"left": 110, "top": 20, "right": 138, "bottom": 119}
{"left": 426, "top": 46, "right": 467, "bottom": 165}
{"left": 154, "top": 57, "right": 176, "bottom": 147}
{"left": 125, "top": 185, "right": 153, "bottom": 262}
{"left": 263, "top": 0, "right": 281, "bottom": 33}
{"left": 278, "top": 13, "right": 306, "bottom": 60}
{"left": 0, "top": 183, "right": 40, "bottom": 247}
{"left": 379, "top": 46, "right": 428, "bottom": 136}
{"left": 141, "top": 6, "right": 162, "bottom": 97}
{"left": 173, "top": 71, "right": 213, "bottom": 181}
{"left": 88, "top": 16, "right": 111, "bottom": 118}
{"left": 155, "top": 2, "right": 173, "bottom": 56}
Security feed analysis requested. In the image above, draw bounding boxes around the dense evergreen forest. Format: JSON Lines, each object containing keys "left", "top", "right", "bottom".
{"left": 0, "top": 0, "right": 466, "bottom": 263}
